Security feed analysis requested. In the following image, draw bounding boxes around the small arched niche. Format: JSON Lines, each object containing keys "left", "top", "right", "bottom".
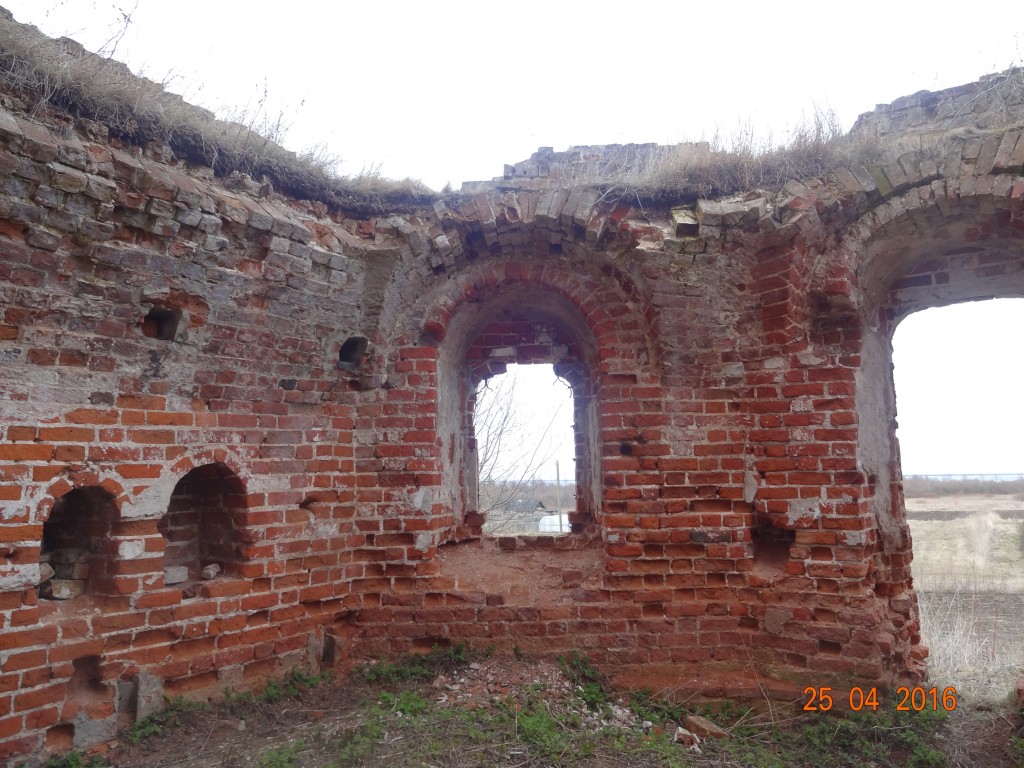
{"left": 39, "top": 486, "right": 118, "bottom": 600}
{"left": 158, "top": 463, "right": 247, "bottom": 594}
{"left": 337, "top": 335, "right": 369, "bottom": 371}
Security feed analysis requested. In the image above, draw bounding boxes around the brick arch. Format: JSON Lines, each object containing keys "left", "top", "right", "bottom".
{"left": 413, "top": 259, "right": 658, "bottom": 371}
{"left": 40, "top": 474, "right": 127, "bottom": 518}
{"left": 810, "top": 170, "right": 1024, "bottom": 325}
{"left": 390, "top": 257, "right": 667, "bottom": 548}
{"left": 38, "top": 484, "right": 122, "bottom": 599}
{"left": 817, "top": 171, "right": 1024, "bottom": 683}
{"left": 168, "top": 447, "right": 251, "bottom": 485}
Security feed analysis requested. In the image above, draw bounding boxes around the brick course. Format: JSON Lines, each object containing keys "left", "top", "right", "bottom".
{"left": 1, "top": 51, "right": 1024, "bottom": 759}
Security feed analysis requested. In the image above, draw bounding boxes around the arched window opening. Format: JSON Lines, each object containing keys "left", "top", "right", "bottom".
{"left": 434, "top": 284, "right": 602, "bottom": 545}
{"left": 39, "top": 487, "right": 118, "bottom": 600}
{"left": 158, "top": 463, "right": 247, "bottom": 596}
{"left": 892, "top": 298, "right": 1024, "bottom": 699}
{"left": 473, "top": 364, "right": 576, "bottom": 535}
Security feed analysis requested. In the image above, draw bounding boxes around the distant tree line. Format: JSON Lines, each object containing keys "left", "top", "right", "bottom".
{"left": 903, "top": 476, "right": 1024, "bottom": 497}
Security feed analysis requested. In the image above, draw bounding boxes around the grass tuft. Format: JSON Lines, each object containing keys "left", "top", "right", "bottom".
{"left": 0, "top": 10, "right": 436, "bottom": 214}
{"left": 126, "top": 695, "right": 206, "bottom": 745}
{"left": 43, "top": 753, "right": 106, "bottom": 768}
{"left": 358, "top": 642, "right": 470, "bottom": 686}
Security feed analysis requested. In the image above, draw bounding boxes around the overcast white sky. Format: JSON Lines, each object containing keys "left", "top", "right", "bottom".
{"left": 6, "top": 0, "right": 1023, "bottom": 477}
{"left": 893, "top": 299, "right": 1024, "bottom": 476}
{"left": 9, "top": 1, "right": 1024, "bottom": 190}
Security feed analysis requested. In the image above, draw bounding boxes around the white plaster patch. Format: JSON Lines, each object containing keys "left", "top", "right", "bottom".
{"left": 0, "top": 564, "right": 38, "bottom": 591}
{"left": 118, "top": 539, "right": 146, "bottom": 559}
{"left": 787, "top": 498, "right": 820, "bottom": 526}
{"left": 246, "top": 474, "right": 279, "bottom": 494}
{"left": 126, "top": 474, "right": 179, "bottom": 518}
{"left": 723, "top": 362, "right": 745, "bottom": 377}
{"left": 163, "top": 565, "right": 188, "bottom": 584}
{"left": 414, "top": 532, "right": 433, "bottom": 553}
{"left": 743, "top": 471, "right": 758, "bottom": 504}
{"left": 410, "top": 487, "right": 433, "bottom": 513}
{"left": 308, "top": 520, "right": 338, "bottom": 538}
{"left": 1, "top": 503, "right": 28, "bottom": 521}
{"left": 841, "top": 530, "right": 868, "bottom": 546}
{"left": 797, "top": 352, "right": 825, "bottom": 366}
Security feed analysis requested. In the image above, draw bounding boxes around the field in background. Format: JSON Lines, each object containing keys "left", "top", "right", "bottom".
{"left": 905, "top": 485, "right": 1024, "bottom": 702}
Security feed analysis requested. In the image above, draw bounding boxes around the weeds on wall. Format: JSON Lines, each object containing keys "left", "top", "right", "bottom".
{"left": 543, "top": 108, "right": 952, "bottom": 207}
{"left": 0, "top": 10, "right": 434, "bottom": 213}
{"left": 3, "top": 8, "right": 1023, "bottom": 215}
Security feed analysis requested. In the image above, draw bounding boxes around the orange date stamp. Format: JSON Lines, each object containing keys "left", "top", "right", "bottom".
{"left": 803, "top": 686, "right": 958, "bottom": 712}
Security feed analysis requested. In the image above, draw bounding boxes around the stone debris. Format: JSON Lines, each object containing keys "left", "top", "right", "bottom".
{"left": 202, "top": 563, "right": 222, "bottom": 580}
{"left": 673, "top": 726, "right": 702, "bottom": 753}
{"left": 164, "top": 565, "right": 189, "bottom": 585}
{"left": 685, "top": 713, "right": 728, "bottom": 740}
{"left": 426, "top": 657, "right": 718, "bottom": 756}
{"left": 40, "top": 578, "right": 85, "bottom": 600}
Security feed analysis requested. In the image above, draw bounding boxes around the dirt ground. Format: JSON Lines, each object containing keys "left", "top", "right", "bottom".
{"left": 84, "top": 653, "right": 1024, "bottom": 768}
{"left": 102, "top": 658, "right": 582, "bottom": 768}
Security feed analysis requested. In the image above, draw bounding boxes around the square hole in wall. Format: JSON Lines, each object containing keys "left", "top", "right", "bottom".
{"left": 141, "top": 307, "right": 181, "bottom": 341}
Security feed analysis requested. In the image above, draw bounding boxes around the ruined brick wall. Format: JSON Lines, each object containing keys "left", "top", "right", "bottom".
{"left": 851, "top": 67, "right": 1024, "bottom": 147}
{"left": 1, "top": 56, "right": 1024, "bottom": 761}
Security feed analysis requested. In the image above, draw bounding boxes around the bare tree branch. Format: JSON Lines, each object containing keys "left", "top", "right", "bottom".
{"left": 474, "top": 366, "right": 573, "bottom": 534}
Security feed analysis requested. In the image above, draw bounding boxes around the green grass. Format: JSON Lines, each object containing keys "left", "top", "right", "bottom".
{"left": 358, "top": 642, "right": 470, "bottom": 686}
{"left": 559, "top": 650, "right": 611, "bottom": 710}
{"left": 792, "top": 706, "right": 947, "bottom": 767}
{"left": 258, "top": 739, "right": 306, "bottom": 768}
{"left": 82, "top": 647, "right": 1019, "bottom": 768}
{"left": 257, "top": 667, "right": 330, "bottom": 704}
{"left": 43, "top": 753, "right": 106, "bottom": 768}
{"left": 126, "top": 695, "right": 207, "bottom": 744}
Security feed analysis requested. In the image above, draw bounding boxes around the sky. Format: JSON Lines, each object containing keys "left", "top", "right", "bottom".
{"left": 508, "top": 297, "right": 1024, "bottom": 482}
{"left": 893, "top": 299, "right": 1024, "bottom": 477}
{"left": 7, "top": 1, "right": 1024, "bottom": 191}
{"left": 4, "top": 0, "right": 1023, "bottom": 477}
{"left": 475, "top": 365, "right": 575, "bottom": 485}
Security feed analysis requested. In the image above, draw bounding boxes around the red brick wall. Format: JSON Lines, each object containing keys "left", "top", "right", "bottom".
{"left": 1, "top": 84, "right": 1024, "bottom": 760}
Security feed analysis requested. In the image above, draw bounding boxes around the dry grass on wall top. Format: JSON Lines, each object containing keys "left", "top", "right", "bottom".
{"left": 496, "top": 67, "right": 1024, "bottom": 205}
{"left": 534, "top": 110, "right": 965, "bottom": 206}
{"left": 0, "top": 8, "right": 436, "bottom": 214}
{"left": 3, "top": 5, "right": 1024, "bottom": 216}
